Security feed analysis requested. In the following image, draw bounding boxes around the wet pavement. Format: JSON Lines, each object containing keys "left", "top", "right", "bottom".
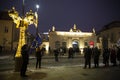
{"left": 0, "top": 54, "right": 120, "bottom": 80}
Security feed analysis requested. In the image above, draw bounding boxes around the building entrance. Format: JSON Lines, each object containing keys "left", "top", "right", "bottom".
{"left": 72, "top": 41, "right": 80, "bottom": 53}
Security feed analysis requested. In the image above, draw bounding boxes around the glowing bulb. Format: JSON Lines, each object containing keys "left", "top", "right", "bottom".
{"left": 36, "top": 4, "right": 39, "bottom": 9}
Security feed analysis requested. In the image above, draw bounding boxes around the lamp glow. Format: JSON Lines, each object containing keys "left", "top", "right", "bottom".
{"left": 36, "top": 4, "right": 40, "bottom": 9}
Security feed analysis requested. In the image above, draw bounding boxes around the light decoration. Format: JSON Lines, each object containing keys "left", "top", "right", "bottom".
{"left": 8, "top": 7, "right": 38, "bottom": 57}
{"left": 56, "top": 31, "right": 93, "bottom": 37}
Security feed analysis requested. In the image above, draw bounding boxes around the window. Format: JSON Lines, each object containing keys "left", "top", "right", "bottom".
{"left": 55, "top": 41, "right": 60, "bottom": 48}
{"left": 62, "top": 42, "right": 66, "bottom": 48}
{"left": 4, "top": 26, "right": 8, "bottom": 33}
{"left": 84, "top": 41, "right": 88, "bottom": 47}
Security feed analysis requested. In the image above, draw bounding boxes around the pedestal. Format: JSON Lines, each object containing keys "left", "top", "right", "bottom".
{"left": 14, "top": 57, "right": 22, "bottom": 72}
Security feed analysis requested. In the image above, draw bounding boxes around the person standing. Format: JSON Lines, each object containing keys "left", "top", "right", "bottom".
{"left": 13, "top": 47, "right": 17, "bottom": 60}
{"left": 117, "top": 47, "right": 120, "bottom": 66}
{"left": 35, "top": 47, "right": 42, "bottom": 69}
{"left": 0, "top": 45, "right": 2, "bottom": 53}
{"left": 54, "top": 48, "right": 59, "bottom": 62}
{"left": 103, "top": 48, "right": 110, "bottom": 67}
{"left": 20, "top": 44, "right": 29, "bottom": 77}
{"left": 110, "top": 47, "right": 117, "bottom": 66}
{"left": 41, "top": 46, "right": 46, "bottom": 56}
{"left": 83, "top": 46, "right": 92, "bottom": 69}
{"left": 93, "top": 47, "right": 100, "bottom": 68}
{"left": 68, "top": 47, "right": 74, "bottom": 59}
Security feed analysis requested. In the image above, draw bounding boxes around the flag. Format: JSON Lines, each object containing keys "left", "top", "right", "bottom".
{"left": 35, "top": 33, "right": 42, "bottom": 47}
{"left": 31, "top": 33, "right": 42, "bottom": 48}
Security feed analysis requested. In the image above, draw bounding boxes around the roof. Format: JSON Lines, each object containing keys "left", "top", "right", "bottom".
{"left": 100, "top": 21, "right": 120, "bottom": 32}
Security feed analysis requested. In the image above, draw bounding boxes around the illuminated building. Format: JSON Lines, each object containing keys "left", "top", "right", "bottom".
{"left": 45, "top": 24, "right": 97, "bottom": 54}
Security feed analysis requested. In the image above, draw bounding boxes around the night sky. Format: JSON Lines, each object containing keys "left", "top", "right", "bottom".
{"left": 1, "top": 0, "right": 120, "bottom": 34}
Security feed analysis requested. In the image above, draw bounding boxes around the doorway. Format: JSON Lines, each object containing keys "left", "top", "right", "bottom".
{"left": 72, "top": 41, "right": 80, "bottom": 53}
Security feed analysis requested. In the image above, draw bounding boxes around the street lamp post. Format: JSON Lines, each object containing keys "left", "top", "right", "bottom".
{"left": 35, "top": 4, "right": 39, "bottom": 35}
{"left": 8, "top": 6, "right": 38, "bottom": 71}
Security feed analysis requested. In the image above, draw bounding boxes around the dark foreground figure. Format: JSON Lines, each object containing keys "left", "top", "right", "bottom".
{"left": 20, "top": 44, "right": 29, "bottom": 77}
{"left": 83, "top": 47, "right": 92, "bottom": 68}
{"left": 35, "top": 47, "right": 42, "bottom": 69}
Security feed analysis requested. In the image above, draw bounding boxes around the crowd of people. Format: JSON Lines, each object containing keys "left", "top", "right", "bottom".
{"left": 102, "top": 47, "right": 120, "bottom": 67}
{"left": 20, "top": 44, "right": 120, "bottom": 77}
{"left": 83, "top": 46, "right": 120, "bottom": 69}
{"left": 53, "top": 46, "right": 120, "bottom": 69}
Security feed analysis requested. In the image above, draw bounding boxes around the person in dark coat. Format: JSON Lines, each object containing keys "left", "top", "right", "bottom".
{"left": 83, "top": 46, "right": 92, "bottom": 69}
{"left": 35, "top": 47, "right": 42, "bottom": 69}
{"left": 117, "top": 47, "right": 120, "bottom": 65}
{"left": 68, "top": 47, "right": 74, "bottom": 59}
{"left": 102, "top": 48, "right": 110, "bottom": 67}
{"left": 0, "top": 45, "right": 3, "bottom": 53}
{"left": 93, "top": 47, "right": 100, "bottom": 68}
{"left": 110, "top": 47, "right": 117, "bottom": 66}
{"left": 54, "top": 48, "right": 59, "bottom": 62}
{"left": 41, "top": 46, "right": 46, "bottom": 56}
{"left": 20, "top": 44, "right": 29, "bottom": 77}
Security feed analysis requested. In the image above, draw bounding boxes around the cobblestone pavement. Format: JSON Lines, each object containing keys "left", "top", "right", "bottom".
{"left": 0, "top": 54, "right": 120, "bottom": 80}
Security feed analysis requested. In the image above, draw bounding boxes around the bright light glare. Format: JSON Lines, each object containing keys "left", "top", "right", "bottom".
{"left": 36, "top": 4, "right": 40, "bottom": 9}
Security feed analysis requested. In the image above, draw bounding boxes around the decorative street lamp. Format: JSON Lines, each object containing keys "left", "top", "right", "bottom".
{"left": 8, "top": 6, "right": 38, "bottom": 71}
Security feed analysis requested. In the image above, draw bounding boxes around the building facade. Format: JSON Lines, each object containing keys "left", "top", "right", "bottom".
{"left": 47, "top": 24, "right": 97, "bottom": 54}
{"left": 0, "top": 11, "right": 19, "bottom": 52}
{"left": 97, "top": 21, "right": 120, "bottom": 49}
